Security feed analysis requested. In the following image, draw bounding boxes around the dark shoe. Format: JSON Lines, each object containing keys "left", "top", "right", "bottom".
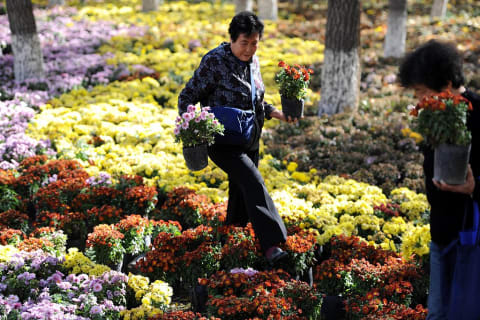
{"left": 266, "top": 247, "right": 288, "bottom": 265}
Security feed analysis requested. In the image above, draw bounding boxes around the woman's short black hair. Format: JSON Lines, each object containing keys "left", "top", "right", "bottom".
{"left": 398, "top": 40, "right": 465, "bottom": 91}
{"left": 228, "top": 11, "right": 264, "bottom": 42}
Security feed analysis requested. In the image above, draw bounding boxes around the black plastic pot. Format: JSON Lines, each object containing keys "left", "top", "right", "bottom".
{"left": 108, "top": 258, "right": 123, "bottom": 272}
{"left": 321, "top": 295, "right": 346, "bottom": 320}
{"left": 66, "top": 238, "right": 86, "bottom": 251}
{"left": 125, "top": 253, "right": 146, "bottom": 275}
{"left": 281, "top": 95, "right": 304, "bottom": 119}
{"left": 190, "top": 284, "right": 208, "bottom": 313}
{"left": 183, "top": 144, "right": 208, "bottom": 171}
{"left": 295, "top": 266, "right": 313, "bottom": 287}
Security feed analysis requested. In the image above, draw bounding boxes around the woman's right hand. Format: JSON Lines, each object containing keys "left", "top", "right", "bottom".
{"left": 270, "top": 109, "right": 299, "bottom": 123}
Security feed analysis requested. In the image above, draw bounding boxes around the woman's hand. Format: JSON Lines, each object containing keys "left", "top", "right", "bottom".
{"left": 270, "top": 109, "right": 300, "bottom": 123}
{"left": 433, "top": 165, "right": 475, "bottom": 196}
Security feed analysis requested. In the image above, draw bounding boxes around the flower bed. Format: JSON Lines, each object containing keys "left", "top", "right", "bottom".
{"left": 5, "top": 0, "right": 478, "bottom": 317}
{"left": 0, "top": 101, "right": 56, "bottom": 170}
{"left": 201, "top": 268, "right": 322, "bottom": 319}
{"left": 0, "top": 6, "right": 146, "bottom": 106}
{"left": 0, "top": 248, "right": 128, "bottom": 319}
{"left": 1, "top": 155, "right": 431, "bottom": 267}
{"left": 263, "top": 108, "right": 425, "bottom": 195}
{"left": 314, "top": 235, "right": 428, "bottom": 319}
{"left": 153, "top": 186, "right": 226, "bottom": 230}
{"left": 0, "top": 5, "right": 147, "bottom": 170}
{"left": 0, "top": 157, "right": 161, "bottom": 256}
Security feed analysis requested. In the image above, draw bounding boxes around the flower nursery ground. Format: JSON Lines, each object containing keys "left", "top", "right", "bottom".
{"left": 0, "top": 0, "right": 479, "bottom": 319}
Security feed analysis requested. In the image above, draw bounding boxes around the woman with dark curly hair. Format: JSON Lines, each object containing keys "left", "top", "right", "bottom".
{"left": 178, "top": 11, "right": 296, "bottom": 265}
{"left": 398, "top": 40, "right": 480, "bottom": 319}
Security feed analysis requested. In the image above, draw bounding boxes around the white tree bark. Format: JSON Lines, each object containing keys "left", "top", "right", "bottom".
{"left": 258, "top": 0, "right": 278, "bottom": 21}
{"left": 11, "top": 33, "right": 45, "bottom": 81}
{"left": 234, "top": 0, "right": 253, "bottom": 14}
{"left": 6, "top": 0, "right": 45, "bottom": 82}
{"left": 318, "top": 0, "right": 361, "bottom": 115}
{"left": 384, "top": 0, "right": 407, "bottom": 58}
{"left": 142, "top": 0, "right": 160, "bottom": 12}
{"left": 48, "top": 0, "right": 65, "bottom": 6}
{"left": 318, "top": 48, "right": 360, "bottom": 115}
{"left": 431, "top": 0, "right": 448, "bottom": 18}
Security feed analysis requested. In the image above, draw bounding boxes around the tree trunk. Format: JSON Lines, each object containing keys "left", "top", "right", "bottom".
{"left": 294, "top": 0, "right": 303, "bottom": 14}
{"left": 258, "top": 0, "right": 278, "bottom": 21}
{"left": 431, "top": 0, "right": 448, "bottom": 18}
{"left": 6, "top": 0, "right": 45, "bottom": 82}
{"left": 49, "top": 0, "right": 65, "bottom": 6}
{"left": 318, "top": 0, "right": 361, "bottom": 115}
{"left": 234, "top": 0, "right": 253, "bottom": 14}
{"left": 142, "top": 0, "right": 161, "bottom": 12}
{"left": 384, "top": 0, "right": 407, "bottom": 58}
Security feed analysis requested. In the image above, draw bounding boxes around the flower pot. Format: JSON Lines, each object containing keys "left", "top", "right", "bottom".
{"left": 295, "top": 266, "right": 313, "bottom": 287}
{"left": 126, "top": 253, "right": 146, "bottom": 274}
{"left": 108, "top": 258, "right": 123, "bottom": 272}
{"left": 122, "top": 253, "right": 135, "bottom": 273}
{"left": 321, "top": 295, "right": 346, "bottom": 320}
{"left": 66, "top": 237, "right": 86, "bottom": 251}
{"left": 190, "top": 284, "right": 208, "bottom": 313}
{"left": 144, "top": 234, "right": 152, "bottom": 248}
{"left": 314, "top": 244, "right": 326, "bottom": 263}
{"left": 434, "top": 143, "right": 471, "bottom": 185}
{"left": 183, "top": 144, "right": 208, "bottom": 171}
{"left": 281, "top": 95, "right": 304, "bottom": 119}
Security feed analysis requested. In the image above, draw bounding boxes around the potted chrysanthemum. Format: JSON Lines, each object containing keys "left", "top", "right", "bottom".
{"left": 85, "top": 224, "right": 126, "bottom": 271}
{"left": 174, "top": 105, "right": 224, "bottom": 171}
{"left": 409, "top": 90, "right": 473, "bottom": 184}
{"left": 275, "top": 61, "right": 313, "bottom": 119}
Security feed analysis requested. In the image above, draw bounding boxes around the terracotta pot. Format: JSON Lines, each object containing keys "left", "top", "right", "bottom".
{"left": 183, "top": 144, "right": 208, "bottom": 171}
{"left": 434, "top": 143, "right": 471, "bottom": 185}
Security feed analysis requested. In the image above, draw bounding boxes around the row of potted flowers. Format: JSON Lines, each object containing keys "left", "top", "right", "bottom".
{"left": 0, "top": 154, "right": 432, "bottom": 318}
{"left": 0, "top": 155, "right": 432, "bottom": 259}
{"left": 0, "top": 236, "right": 430, "bottom": 320}
{"left": 137, "top": 223, "right": 317, "bottom": 291}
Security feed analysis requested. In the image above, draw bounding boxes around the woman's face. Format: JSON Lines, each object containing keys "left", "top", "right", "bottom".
{"left": 230, "top": 32, "right": 259, "bottom": 62}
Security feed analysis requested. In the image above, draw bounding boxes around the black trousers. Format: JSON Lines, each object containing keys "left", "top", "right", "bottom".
{"left": 208, "top": 145, "right": 287, "bottom": 252}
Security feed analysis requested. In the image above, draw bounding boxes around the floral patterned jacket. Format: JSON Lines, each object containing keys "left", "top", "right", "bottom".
{"left": 178, "top": 42, "right": 277, "bottom": 145}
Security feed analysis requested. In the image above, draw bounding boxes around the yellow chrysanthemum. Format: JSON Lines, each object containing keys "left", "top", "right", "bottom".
{"left": 0, "top": 245, "right": 19, "bottom": 262}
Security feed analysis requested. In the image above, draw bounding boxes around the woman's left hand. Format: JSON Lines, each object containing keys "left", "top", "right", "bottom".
{"left": 270, "top": 109, "right": 300, "bottom": 123}
{"left": 433, "top": 165, "right": 475, "bottom": 196}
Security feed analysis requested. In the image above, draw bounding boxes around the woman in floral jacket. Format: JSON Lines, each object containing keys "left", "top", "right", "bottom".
{"left": 178, "top": 11, "right": 295, "bottom": 265}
